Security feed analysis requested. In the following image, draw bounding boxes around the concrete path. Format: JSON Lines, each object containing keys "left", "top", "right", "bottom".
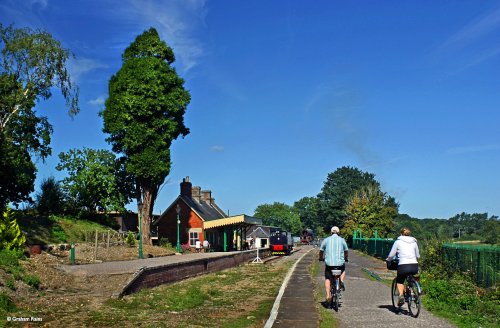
{"left": 315, "top": 250, "right": 456, "bottom": 328}
{"left": 267, "top": 246, "right": 318, "bottom": 328}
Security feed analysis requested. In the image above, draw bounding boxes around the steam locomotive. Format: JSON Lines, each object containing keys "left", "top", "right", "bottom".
{"left": 269, "top": 227, "right": 293, "bottom": 255}
{"left": 300, "top": 229, "right": 314, "bottom": 244}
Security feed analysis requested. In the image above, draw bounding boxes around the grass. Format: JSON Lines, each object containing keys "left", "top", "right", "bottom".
{"left": 17, "top": 214, "right": 113, "bottom": 245}
{"left": 7, "top": 259, "right": 292, "bottom": 327}
{"left": 311, "top": 260, "right": 338, "bottom": 328}
{"left": 420, "top": 273, "right": 499, "bottom": 328}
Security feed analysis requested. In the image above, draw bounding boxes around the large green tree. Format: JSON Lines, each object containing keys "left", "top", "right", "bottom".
{"left": 56, "top": 148, "right": 133, "bottom": 213}
{"left": 317, "top": 166, "right": 379, "bottom": 233}
{"left": 101, "top": 28, "right": 190, "bottom": 245}
{"left": 293, "top": 196, "right": 322, "bottom": 235}
{"left": 0, "top": 24, "right": 79, "bottom": 209}
{"left": 254, "top": 202, "right": 303, "bottom": 235}
{"left": 343, "top": 184, "right": 398, "bottom": 239}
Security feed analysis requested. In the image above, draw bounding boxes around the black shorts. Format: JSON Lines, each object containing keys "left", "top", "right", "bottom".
{"left": 396, "top": 263, "right": 419, "bottom": 284}
{"left": 325, "top": 264, "right": 345, "bottom": 281}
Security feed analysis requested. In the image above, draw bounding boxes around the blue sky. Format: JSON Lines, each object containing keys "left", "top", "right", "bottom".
{"left": 1, "top": 0, "right": 499, "bottom": 219}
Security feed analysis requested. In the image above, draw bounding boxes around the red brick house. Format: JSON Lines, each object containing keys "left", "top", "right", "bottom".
{"left": 154, "top": 177, "right": 262, "bottom": 251}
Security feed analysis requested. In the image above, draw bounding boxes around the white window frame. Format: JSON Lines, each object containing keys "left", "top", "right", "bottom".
{"left": 189, "top": 231, "right": 199, "bottom": 247}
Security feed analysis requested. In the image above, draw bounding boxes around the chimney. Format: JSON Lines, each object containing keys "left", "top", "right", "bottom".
{"left": 201, "top": 190, "right": 212, "bottom": 203}
{"left": 180, "top": 177, "right": 192, "bottom": 198}
{"left": 192, "top": 186, "right": 201, "bottom": 202}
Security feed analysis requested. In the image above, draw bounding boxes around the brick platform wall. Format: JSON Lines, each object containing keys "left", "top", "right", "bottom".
{"left": 119, "top": 249, "right": 271, "bottom": 297}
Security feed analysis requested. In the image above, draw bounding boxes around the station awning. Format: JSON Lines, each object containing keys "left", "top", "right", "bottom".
{"left": 204, "top": 215, "right": 262, "bottom": 229}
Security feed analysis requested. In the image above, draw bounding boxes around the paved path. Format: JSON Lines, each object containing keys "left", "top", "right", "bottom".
{"left": 58, "top": 251, "right": 242, "bottom": 276}
{"left": 267, "top": 246, "right": 318, "bottom": 328}
{"left": 314, "top": 250, "right": 456, "bottom": 328}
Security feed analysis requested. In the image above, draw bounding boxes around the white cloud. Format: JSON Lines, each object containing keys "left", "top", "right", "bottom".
{"left": 29, "top": 0, "right": 48, "bottom": 9}
{"left": 446, "top": 144, "right": 500, "bottom": 155}
{"left": 89, "top": 96, "right": 106, "bottom": 106}
{"left": 210, "top": 145, "right": 224, "bottom": 153}
{"left": 440, "top": 7, "right": 500, "bottom": 51}
{"left": 112, "top": 0, "right": 208, "bottom": 74}
{"left": 67, "top": 57, "right": 108, "bottom": 83}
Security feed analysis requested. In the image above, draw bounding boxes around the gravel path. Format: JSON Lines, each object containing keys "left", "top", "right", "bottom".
{"left": 315, "top": 250, "right": 456, "bottom": 327}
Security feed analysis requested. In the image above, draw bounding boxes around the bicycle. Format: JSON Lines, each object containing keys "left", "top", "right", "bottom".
{"left": 391, "top": 274, "right": 421, "bottom": 317}
{"left": 329, "top": 269, "right": 343, "bottom": 311}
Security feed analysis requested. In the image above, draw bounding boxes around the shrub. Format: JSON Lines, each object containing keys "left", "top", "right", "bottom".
{"left": 0, "top": 208, "right": 26, "bottom": 251}
{"left": 125, "top": 231, "right": 135, "bottom": 247}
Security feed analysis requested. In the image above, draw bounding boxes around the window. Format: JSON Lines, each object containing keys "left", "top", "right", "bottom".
{"left": 189, "top": 231, "right": 199, "bottom": 246}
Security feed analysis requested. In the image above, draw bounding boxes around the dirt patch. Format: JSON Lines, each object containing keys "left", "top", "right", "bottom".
{"left": 0, "top": 243, "right": 175, "bottom": 316}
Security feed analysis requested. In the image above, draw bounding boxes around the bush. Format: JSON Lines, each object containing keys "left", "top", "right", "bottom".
{"left": 0, "top": 208, "right": 27, "bottom": 251}
{"left": 125, "top": 231, "right": 135, "bottom": 247}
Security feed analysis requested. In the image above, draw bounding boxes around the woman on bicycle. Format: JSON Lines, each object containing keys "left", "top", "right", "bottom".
{"left": 386, "top": 227, "right": 420, "bottom": 306}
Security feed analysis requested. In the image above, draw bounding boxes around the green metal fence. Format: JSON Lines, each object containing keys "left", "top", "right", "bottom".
{"left": 351, "top": 230, "right": 394, "bottom": 260}
{"left": 442, "top": 244, "right": 499, "bottom": 288}
{"left": 351, "top": 230, "right": 499, "bottom": 288}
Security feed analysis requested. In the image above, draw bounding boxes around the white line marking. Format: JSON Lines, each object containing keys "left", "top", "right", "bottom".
{"left": 264, "top": 248, "right": 314, "bottom": 328}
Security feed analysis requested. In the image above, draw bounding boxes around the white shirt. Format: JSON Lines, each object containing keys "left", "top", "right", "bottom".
{"left": 387, "top": 235, "right": 420, "bottom": 265}
{"left": 195, "top": 240, "right": 201, "bottom": 248}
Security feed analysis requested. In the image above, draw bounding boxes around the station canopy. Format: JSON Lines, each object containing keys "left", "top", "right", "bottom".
{"left": 204, "top": 215, "right": 262, "bottom": 229}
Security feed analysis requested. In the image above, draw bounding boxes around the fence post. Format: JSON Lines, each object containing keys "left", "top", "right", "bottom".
{"left": 107, "top": 230, "right": 110, "bottom": 248}
{"left": 70, "top": 242, "right": 75, "bottom": 265}
{"left": 476, "top": 250, "right": 481, "bottom": 286}
{"left": 94, "top": 230, "right": 98, "bottom": 262}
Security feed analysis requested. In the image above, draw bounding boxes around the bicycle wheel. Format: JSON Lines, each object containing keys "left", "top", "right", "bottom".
{"left": 332, "top": 293, "right": 339, "bottom": 311}
{"left": 391, "top": 278, "right": 399, "bottom": 308}
{"left": 407, "top": 281, "right": 421, "bottom": 317}
{"left": 329, "top": 284, "right": 335, "bottom": 309}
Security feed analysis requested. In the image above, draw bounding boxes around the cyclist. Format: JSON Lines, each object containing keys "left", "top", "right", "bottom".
{"left": 386, "top": 227, "right": 420, "bottom": 306}
{"left": 319, "top": 226, "right": 348, "bottom": 303}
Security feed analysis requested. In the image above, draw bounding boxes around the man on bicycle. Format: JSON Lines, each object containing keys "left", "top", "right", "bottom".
{"left": 386, "top": 227, "right": 420, "bottom": 306}
{"left": 319, "top": 226, "right": 348, "bottom": 303}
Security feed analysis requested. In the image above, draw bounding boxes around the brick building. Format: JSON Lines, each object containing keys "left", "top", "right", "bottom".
{"left": 154, "top": 177, "right": 262, "bottom": 251}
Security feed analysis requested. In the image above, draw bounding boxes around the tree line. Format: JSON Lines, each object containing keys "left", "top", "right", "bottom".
{"left": 253, "top": 166, "right": 499, "bottom": 245}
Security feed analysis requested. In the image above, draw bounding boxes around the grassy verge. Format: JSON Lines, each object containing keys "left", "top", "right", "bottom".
{"left": 311, "top": 261, "right": 337, "bottom": 328}
{"left": 420, "top": 274, "right": 499, "bottom": 328}
{"left": 6, "top": 259, "right": 294, "bottom": 327}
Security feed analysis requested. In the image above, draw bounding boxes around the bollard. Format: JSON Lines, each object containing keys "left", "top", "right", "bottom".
{"left": 70, "top": 242, "right": 75, "bottom": 265}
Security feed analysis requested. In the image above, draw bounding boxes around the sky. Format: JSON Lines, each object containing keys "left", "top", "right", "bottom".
{"left": 1, "top": 0, "right": 499, "bottom": 220}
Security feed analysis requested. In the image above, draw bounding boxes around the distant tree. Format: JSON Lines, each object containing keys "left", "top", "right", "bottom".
{"left": 343, "top": 184, "right": 397, "bottom": 239}
{"left": 56, "top": 148, "right": 133, "bottom": 213}
{"left": 254, "top": 202, "right": 303, "bottom": 235}
{"left": 481, "top": 217, "right": 499, "bottom": 244}
{"left": 448, "top": 212, "right": 489, "bottom": 239}
{"left": 0, "top": 24, "right": 79, "bottom": 210}
{"left": 100, "top": 28, "right": 190, "bottom": 245}
{"left": 317, "top": 166, "right": 380, "bottom": 233}
{"left": 293, "top": 196, "right": 321, "bottom": 234}
{"left": 35, "top": 176, "right": 65, "bottom": 215}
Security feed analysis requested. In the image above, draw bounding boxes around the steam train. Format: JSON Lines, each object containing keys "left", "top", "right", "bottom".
{"left": 300, "top": 229, "right": 314, "bottom": 244}
{"left": 269, "top": 227, "right": 293, "bottom": 255}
